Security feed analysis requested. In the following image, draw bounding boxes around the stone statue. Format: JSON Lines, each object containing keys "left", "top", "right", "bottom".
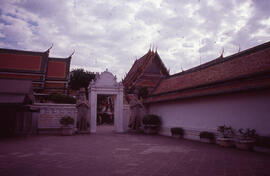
{"left": 128, "top": 94, "right": 144, "bottom": 130}
{"left": 76, "top": 88, "right": 90, "bottom": 132}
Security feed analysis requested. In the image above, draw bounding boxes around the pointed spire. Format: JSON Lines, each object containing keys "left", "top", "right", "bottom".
{"left": 149, "top": 43, "right": 152, "bottom": 52}
{"left": 238, "top": 44, "right": 241, "bottom": 52}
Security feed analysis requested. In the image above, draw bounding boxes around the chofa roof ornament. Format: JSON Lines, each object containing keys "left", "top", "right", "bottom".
{"left": 69, "top": 49, "right": 75, "bottom": 58}
{"left": 46, "top": 43, "right": 53, "bottom": 53}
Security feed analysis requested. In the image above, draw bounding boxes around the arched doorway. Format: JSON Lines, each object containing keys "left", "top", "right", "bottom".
{"left": 88, "top": 70, "right": 124, "bottom": 133}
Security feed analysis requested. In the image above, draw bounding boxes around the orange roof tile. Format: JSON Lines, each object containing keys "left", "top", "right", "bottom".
{"left": 147, "top": 41, "right": 270, "bottom": 103}
{"left": 123, "top": 50, "right": 169, "bottom": 88}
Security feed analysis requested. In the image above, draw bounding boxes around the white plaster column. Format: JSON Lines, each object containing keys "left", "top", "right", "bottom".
{"left": 114, "top": 86, "right": 124, "bottom": 133}
{"left": 90, "top": 91, "right": 97, "bottom": 133}
{"left": 118, "top": 89, "right": 124, "bottom": 133}
{"left": 74, "top": 109, "right": 78, "bottom": 132}
{"left": 114, "top": 95, "right": 119, "bottom": 132}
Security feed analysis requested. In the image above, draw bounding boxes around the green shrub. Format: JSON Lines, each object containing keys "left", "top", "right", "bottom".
{"left": 60, "top": 116, "right": 74, "bottom": 126}
{"left": 217, "top": 125, "right": 234, "bottom": 138}
{"left": 142, "top": 114, "right": 161, "bottom": 126}
{"left": 238, "top": 128, "right": 257, "bottom": 140}
{"left": 171, "top": 127, "right": 184, "bottom": 136}
{"left": 199, "top": 131, "right": 215, "bottom": 139}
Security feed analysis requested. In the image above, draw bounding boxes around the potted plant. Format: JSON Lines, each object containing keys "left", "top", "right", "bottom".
{"left": 217, "top": 125, "right": 235, "bottom": 147}
{"left": 235, "top": 128, "right": 257, "bottom": 151}
{"left": 199, "top": 131, "right": 215, "bottom": 143}
{"left": 142, "top": 114, "right": 161, "bottom": 134}
{"left": 171, "top": 127, "right": 184, "bottom": 138}
{"left": 59, "top": 116, "right": 74, "bottom": 136}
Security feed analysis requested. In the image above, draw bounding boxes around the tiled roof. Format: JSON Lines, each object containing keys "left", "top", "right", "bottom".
{"left": 0, "top": 48, "right": 49, "bottom": 74}
{"left": 123, "top": 50, "right": 169, "bottom": 88}
{"left": 146, "top": 41, "right": 270, "bottom": 103}
{"left": 0, "top": 47, "right": 72, "bottom": 94}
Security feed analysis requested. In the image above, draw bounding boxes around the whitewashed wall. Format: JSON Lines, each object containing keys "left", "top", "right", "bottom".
{"left": 147, "top": 90, "right": 270, "bottom": 140}
{"left": 34, "top": 103, "right": 77, "bottom": 134}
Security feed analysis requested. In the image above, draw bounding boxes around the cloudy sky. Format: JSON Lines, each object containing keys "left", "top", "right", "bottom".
{"left": 0, "top": 0, "right": 269, "bottom": 80}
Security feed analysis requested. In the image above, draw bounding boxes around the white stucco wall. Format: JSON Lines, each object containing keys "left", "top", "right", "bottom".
{"left": 147, "top": 89, "right": 270, "bottom": 139}
{"left": 34, "top": 103, "right": 77, "bottom": 133}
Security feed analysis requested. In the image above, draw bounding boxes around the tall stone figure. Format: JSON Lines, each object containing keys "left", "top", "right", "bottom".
{"left": 76, "top": 88, "right": 90, "bottom": 132}
{"left": 128, "top": 94, "right": 144, "bottom": 130}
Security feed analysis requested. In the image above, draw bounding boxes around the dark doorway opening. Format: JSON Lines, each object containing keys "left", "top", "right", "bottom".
{"left": 96, "top": 95, "right": 115, "bottom": 133}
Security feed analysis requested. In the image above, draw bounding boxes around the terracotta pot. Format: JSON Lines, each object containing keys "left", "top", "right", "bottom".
{"left": 235, "top": 140, "right": 255, "bottom": 151}
{"left": 200, "top": 138, "right": 215, "bottom": 144}
{"left": 61, "top": 126, "right": 73, "bottom": 136}
{"left": 143, "top": 125, "right": 159, "bottom": 134}
{"left": 172, "top": 134, "right": 183, "bottom": 139}
{"left": 217, "top": 137, "right": 234, "bottom": 147}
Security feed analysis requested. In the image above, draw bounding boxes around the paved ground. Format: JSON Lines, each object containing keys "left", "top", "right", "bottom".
{"left": 0, "top": 126, "right": 270, "bottom": 176}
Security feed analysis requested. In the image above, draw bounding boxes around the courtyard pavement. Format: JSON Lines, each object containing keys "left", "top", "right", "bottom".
{"left": 0, "top": 126, "right": 270, "bottom": 176}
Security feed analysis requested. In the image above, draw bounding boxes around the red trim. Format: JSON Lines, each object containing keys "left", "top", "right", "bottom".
{"left": 45, "top": 82, "right": 65, "bottom": 88}
{"left": 0, "top": 73, "right": 41, "bottom": 80}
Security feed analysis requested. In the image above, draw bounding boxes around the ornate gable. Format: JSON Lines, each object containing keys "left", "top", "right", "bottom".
{"left": 123, "top": 49, "right": 169, "bottom": 92}
{"left": 46, "top": 57, "right": 71, "bottom": 80}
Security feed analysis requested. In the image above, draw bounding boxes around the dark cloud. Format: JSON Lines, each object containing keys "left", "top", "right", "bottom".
{"left": 0, "top": 0, "right": 269, "bottom": 78}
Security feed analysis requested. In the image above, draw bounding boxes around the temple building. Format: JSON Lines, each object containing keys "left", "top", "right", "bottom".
{"left": 123, "top": 49, "right": 169, "bottom": 94}
{"left": 144, "top": 41, "right": 270, "bottom": 137}
{"left": 0, "top": 47, "right": 71, "bottom": 97}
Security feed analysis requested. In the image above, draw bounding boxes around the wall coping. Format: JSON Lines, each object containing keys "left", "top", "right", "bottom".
{"left": 34, "top": 103, "right": 76, "bottom": 107}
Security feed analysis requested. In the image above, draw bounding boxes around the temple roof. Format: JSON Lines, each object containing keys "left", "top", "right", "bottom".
{"left": 145, "top": 41, "right": 270, "bottom": 103}
{"left": 0, "top": 48, "right": 49, "bottom": 74}
{"left": 123, "top": 49, "right": 169, "bottom": 88}
{"left": 0, "top": 47, "right": 71, "bottom": 81}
